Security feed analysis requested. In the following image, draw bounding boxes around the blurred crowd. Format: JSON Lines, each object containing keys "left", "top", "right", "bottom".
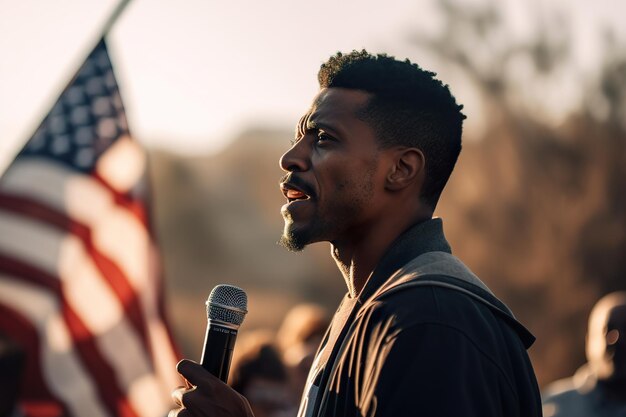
{"left": 227, "top": 303, "right": 330, "bottom": 417}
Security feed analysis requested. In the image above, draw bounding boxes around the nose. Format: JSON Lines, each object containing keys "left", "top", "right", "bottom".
{"left": 279, "top": 139, "right": 310, "bottom": 173}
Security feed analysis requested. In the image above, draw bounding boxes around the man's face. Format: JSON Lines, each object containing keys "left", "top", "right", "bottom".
{"left": 587, "top": 300, "right": 626, "bottom": 382}
{"left": 278, "top": 88, "right": 388, "bottom": 251}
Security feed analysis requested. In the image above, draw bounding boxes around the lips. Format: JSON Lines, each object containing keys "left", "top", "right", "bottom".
{"left": 280, "top": 182, "right": 311, "bottom": 203}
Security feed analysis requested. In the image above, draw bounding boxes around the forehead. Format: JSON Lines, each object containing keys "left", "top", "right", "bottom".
{"left": 297, "top": 88, "right": 372, "bottom": 133}
{"left": 312, "top": 87, "right": 371, "bottom": 113}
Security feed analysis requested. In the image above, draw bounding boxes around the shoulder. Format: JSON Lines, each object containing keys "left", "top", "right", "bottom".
{"left": 367, "top": 251, "right": 514, "bottom": 334}
{"left": 360, "top": 283, "right": 533, "bottom": 375}
{"left": 365, "top": 283, "right": 500, "bottom": 336}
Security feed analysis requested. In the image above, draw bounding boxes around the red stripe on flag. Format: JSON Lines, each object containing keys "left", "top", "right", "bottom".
{"left": 92, "top": 172, "right": 149, "bottom": 227}
{"left": 0, "top": 253, "right": 61, "bottom": 292}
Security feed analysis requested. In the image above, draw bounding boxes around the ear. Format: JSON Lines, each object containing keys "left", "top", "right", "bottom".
{"left": 385, "top": 147, "right": 425, "bottom": 191}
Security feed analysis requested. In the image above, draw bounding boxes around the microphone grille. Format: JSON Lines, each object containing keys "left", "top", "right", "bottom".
{"left": 206, "top": 284, "right": 248, "bottom": 325}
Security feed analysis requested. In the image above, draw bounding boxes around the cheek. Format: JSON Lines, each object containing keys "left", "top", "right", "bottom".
{"left": 316, "top": 156, "right": 379, "bottom": 200}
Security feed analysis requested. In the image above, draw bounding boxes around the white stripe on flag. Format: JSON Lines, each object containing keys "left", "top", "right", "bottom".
{"left": 95, "top": 136, "right": 146, "bottom": 193}
{"left": 146, "top": 318, "right": 182, "bottom": 395}
{"left": 0, "top": 207, "right": 62, "bottom": 275}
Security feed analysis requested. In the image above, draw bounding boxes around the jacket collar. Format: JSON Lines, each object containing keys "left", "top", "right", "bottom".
{"left": 358, "top": 217, "right": 450, "bottom": 303}
{"left": 357, "top": 217, "right": 536, "bottom": 348}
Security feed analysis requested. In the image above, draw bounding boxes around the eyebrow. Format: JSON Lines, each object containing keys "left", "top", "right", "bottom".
{"left": 306, "top": 119, "right": 319, "bottom": 131}
{"left": 293, "top": 113, "right": 341, "bottom": 143}
{"left": 306, "top": 119, "right": 339, "bottom": 135}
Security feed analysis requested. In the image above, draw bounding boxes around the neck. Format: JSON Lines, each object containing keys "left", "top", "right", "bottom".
{"left": 331, "top": 210, "right": 432, "bottom": 298}
{"left": 331, "top": 244, "right": 379, "bottom": 298}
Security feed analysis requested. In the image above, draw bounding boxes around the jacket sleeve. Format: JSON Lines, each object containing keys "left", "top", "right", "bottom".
{"left": 356, "top": 320, "right": 515, "bottom": 417}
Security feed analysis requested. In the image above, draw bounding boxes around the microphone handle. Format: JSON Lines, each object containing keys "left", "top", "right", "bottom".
{"left": 200, "top": 321, "right": 238, "bottom": 382}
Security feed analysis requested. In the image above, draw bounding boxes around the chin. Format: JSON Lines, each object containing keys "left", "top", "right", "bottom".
{"left": 279, "top": 235, "right": 306, "bottom": 252}
{"left": 280, "top": 231, "right": 310, "bottom": 252}
{"left": 278, "top": 222, "right": 308, "bottom": 252}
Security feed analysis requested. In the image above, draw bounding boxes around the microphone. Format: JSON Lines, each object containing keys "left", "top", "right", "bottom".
{"left": 200, "top": 284, "right": 248, "bottom": 382}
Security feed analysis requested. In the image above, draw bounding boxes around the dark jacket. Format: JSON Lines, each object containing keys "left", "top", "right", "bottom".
{"left": 298, "top": 219, "right": 542, "bottom": 417}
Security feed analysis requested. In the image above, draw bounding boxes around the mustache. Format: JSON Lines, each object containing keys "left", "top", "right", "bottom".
{"left": 279, "top": 174, "right": 316, "bottom": 198}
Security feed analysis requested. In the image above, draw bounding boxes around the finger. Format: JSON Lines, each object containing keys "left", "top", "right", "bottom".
{"left": 169, "top": 406, "right": 196, "bottom": 417}
{"left": 183, "top": 385, "right": 251, "bottom": 416}
{"left": 176, "top": 359, "right": 221, "bottom": 387}
{"left": 172, "top": 385, "right": 197, "bottom": 407}
{"left": 167, "top": 408, "right": 183, "bottom": 417}
{"left": 171, "top": 386, "right": 185, "bottom": 407}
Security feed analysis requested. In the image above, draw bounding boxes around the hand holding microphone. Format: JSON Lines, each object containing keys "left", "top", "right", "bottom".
{"left": 171, "top": 284, "right": 254, "bottom": 417}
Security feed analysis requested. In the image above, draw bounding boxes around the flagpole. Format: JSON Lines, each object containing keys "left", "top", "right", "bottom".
{"left": 101, "top": 0, "right": 133, "bottom": 37}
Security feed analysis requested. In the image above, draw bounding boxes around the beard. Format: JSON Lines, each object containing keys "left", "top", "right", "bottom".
{"left": 278, "top": 195, "right": 363, "bottom": 253}
{"left": 278, "top": 209, "right": 333, "bottom": 252}
{"left": 278, "top": 212, "right": 323, "bottom": 252}
{"left": 278, "top": 228, "right": 308, "bottom": 252}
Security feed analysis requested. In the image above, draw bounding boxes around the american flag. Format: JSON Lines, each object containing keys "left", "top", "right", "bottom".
{"left": 0, "top": 39, "right": 180, "bottom": 417}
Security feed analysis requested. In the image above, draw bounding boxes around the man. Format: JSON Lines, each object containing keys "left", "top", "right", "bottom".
{"left": 170, "top": 50, "right": 542, "bottom": 417}
{"left": 542, "top": 292, "right": 626, "bottom": 417}
{"left": 0, "top": 334, "right": 24, "bottom": 417}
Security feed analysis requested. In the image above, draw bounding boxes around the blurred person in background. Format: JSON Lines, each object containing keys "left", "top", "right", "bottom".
{"left": 171, "top": 50, "right": 541, "bottom": 416}
{"left": 229, "top": 330, "right": 297, "bottom": 417}
{"left": 0, "top": 334, "right": 24, "bottom": 417}
{"left": 276, "top": 304, "right": 330, "bottom": 404}
{"left": 543, "top": 292, "right": 626, "bottom": 417}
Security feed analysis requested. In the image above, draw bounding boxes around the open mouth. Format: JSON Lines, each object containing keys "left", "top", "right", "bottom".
{"left": 281, "top": 183, "right": 311, "bottom": 203}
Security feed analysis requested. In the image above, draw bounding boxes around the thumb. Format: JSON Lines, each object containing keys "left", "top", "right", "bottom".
{"left": 176, "top": 359, "right": 218, "bottom": 387}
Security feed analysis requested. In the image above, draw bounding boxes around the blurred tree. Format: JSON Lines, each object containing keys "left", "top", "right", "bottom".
{"left": 415, "top": 0, "right": 626, "bottom": 387}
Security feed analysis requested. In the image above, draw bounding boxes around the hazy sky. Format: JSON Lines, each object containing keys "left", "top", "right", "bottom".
{"left": 1, "top": 0, "right": 624, "bottom": 174}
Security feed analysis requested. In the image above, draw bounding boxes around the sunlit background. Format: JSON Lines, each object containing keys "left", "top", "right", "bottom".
{"left": 2, "top": 0, "right": 624, "bottom": 165}
{"left": 2, "top": 0, "right": 626, "bottom": 390}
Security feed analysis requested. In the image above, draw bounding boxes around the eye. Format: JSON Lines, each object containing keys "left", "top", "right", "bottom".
{"left": 316, "top": 131, "right": 335, "bottom": 144}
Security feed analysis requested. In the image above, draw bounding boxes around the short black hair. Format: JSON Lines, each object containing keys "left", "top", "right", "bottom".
{"left": 318, "top": 50, "right": 465, "bottom": 209}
